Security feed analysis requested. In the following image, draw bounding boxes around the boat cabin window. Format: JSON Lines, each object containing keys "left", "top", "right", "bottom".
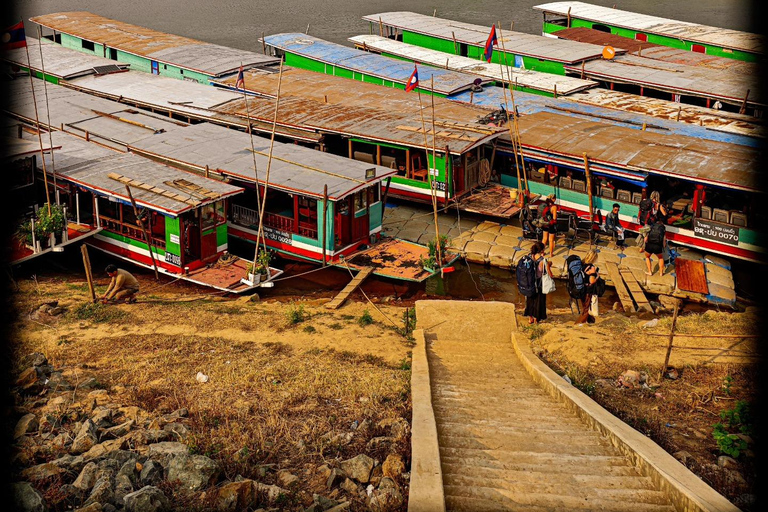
{"left": 591, "top": 24, "right": 612, "bottom": 33}
{"left": 367, "top": 185, "right": 380, "bottom": 205}
{"left": 354, "top": 190, "right": 367, "bottom": 212}
{"left": 81, "top": 39, "right": 95, "bottom": 52}
{"left": 543, "top": 12, "right": 568, "bottom": 27}
{"left": 409, "top": 149, "right": 430, "bottom": 182}
{"left": 96, "top": 197, "right": 165, "bottom": 246}
{"left": 380, "top": 147, "right": 407, "bottom": 176}
{"left": 201, "top": 201, "right": 226, "bottom": 230}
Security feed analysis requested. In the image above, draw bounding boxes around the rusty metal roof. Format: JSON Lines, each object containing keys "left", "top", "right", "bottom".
{"left": 348, "top": 34, "right": 598, "bottom": 95}
{"left": 514, "top": 111, "right": 760, "bottom": 192}
{"left": 30, "top": 12, "right": 279, "bottom": 77}
{"left": 41, "top": 130, "right": 243, "bottom": 215}
{"left": 566, "top": 54, "right": 762, "bottom": 108}
{"left": 1, "top": 37, "right": 130, "bottom": 79}
{"left": 534, "top": 2, "right": 764, "bottom": 55}
{"left": 554, "top": 27, "right": 756, "bottom": 73}
{"left": 362, "top": 11, "right": 609, "bottom": 64}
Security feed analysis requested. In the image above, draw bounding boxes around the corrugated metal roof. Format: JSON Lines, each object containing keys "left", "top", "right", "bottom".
{"left": 263, "top": 33, "right": 493, "bottom": 96}
{"left": 2, "top": 136, "right": 58, "bottom": 159}
{"left": 2, "top": 37, "right": 130, "bottom": 79}
{"left": 362, "top": 11, "right": 608, "bottom": 64}
{"left": 30, "top": 11, "right": 280, "bottom": 77}
{"left": 533, "top": 2, "right": 764, "bottom": 54}
{"left": 554, "top": 27, "right": 756, "bottom": 73}
{"left": 130, "top": 123, "right": 396, "bottom": 200}
{"left": 348, "top": 35, "right": 598, "bottom": 95}
{"left": 565, "top": 54, "right": 762, "bottom": 107}
{"left": 42, "top": 130, "right": 243, "bottom": 215}
{"left": 5, "top": 78, "right": 185, "bottom": 146}
{"left": 514, "top": 111, "right": 760, "bottom": 192}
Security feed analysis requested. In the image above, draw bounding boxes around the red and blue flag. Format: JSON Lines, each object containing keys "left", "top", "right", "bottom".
{"left": 483, "top": 24, "right": 497, "bottom": 63}
{"left": 405, "top": 64, "right": 419, "bottom": 92}
{"left": 1, "top": 20, "right": 27, "bottom": 51}
{"left": 235, "top": 64, "right": 245, "bottom": 89}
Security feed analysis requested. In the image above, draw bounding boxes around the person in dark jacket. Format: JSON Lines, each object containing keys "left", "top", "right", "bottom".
{"left": 604, "top": 203, "right": 625, "bottom": 247}
{"left": 576, "top": 250, "right": 600, "bottom": 324}
{"left": 644, "top": 218, "right": 667, "bottom": 276}
{"left": 523, "top": 242, "right": 551, "bottom": 324}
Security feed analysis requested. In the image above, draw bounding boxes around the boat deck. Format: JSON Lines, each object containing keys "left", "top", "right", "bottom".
{"left": 345, "top": 238, "right": 447, "bottom": 282}
{"left": 11, "top": 222, "right": 102, "bottom": 265}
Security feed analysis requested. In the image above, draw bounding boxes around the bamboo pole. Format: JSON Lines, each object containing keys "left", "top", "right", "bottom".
{"left": 567, "top": 7, "right": 572, "bottom": 28}
{"left": 496, "top": 25, "right": 527, "bottom": 200}
{"left": 37, "top": 26, "right": 58, "bottom": 204}
{"left": 429, "top": 76, "right": 442, "bottom": 269}
{"left": 583, "top": 153, "right": 594, "bottom": 234}
{"left": 452, "top": 31, "right": 458, "bottom": 55}
{"left": 23, "top": 26, "right": 52, "bottom": 215}
{"left": 322, "top": 184, "right": 328, "bottom": 267}
{"left": 739, "top": 89, "right": 750, "bottom": 115}
{"left": 125, "top": 185, "right": 160, "bottom": 280}
{"left": 661, "top": 301, "right": 680, "bottom": 379}
{"left": 81, "top": 244, "right": 96, "bottom": 303}
{"left": 261, "top": 32, "right": 266, "bottom": 54}
{"left": 252, "top": 59, "right": 285, "bottom": 273}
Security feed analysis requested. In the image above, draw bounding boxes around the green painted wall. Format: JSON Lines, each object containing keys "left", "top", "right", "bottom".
{"left": 369, "top": 201, "right": 383, "bottom": 231}
{"left": 100, "top": 229, "right": 167, "bottom": 256}
{"left": 165, "top": 216, "right": 181, "bottom": 257}
{"left": 19, "top": 67, "right": 59, "bottom": 84}
{"left": 216, "top": 224, "right": 227, "bottom": 247}
{"left": 403, "top": 31, "right": 457, "bottom": 54}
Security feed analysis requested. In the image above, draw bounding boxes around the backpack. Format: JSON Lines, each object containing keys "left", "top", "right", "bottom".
{"left": 638, "top": 198, "right": 653, "bottom": 225}
{"left": 516, "top": 255, "right": 538, "bottom": 297}
{"left": 537, "top": 202, "right": 553, "bottom": 224}
{"left": 565, "top": 255, "right": 587, "bottom": 300}
{"left": 591, "top": 276, "right": 606, "bottom": 297}
{"left": 647, "top": 223, "right": 666, "bottom": 246}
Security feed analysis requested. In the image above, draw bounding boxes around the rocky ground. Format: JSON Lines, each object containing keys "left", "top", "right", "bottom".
{"left": 519, "top": 299, "right": 762, "bottom": 511}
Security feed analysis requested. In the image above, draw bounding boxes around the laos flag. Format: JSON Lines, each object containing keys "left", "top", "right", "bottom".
{"left": 483, "top": 24, "right": 497, "bottom": 63}
{"left": 405, "top": 64, "right": 419, "bottom": 92}
{"left": 235, "top": 64, "right": 245, "bottom": 89}
{"left": 1, "top": 20, "right": 27, "bottom": 51}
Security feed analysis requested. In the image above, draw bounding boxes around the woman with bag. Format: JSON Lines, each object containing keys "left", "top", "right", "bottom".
{"left": 522, "top": 242, "right": 552, "bottom": 324}
{"left": 576, "top": 250, "right": 600, "bottom": 324}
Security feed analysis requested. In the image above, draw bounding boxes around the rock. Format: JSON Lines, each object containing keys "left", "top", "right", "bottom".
{"left": 102, "top": 420, "right": 135, "bottom": 440}
{"left": 74, "top": 462, "right": 100, "bottom": 491}
{"left": 50, "top": 453, "right": 86, "bottom": 472}
{"left": 74, "top": 503, "right": 103, "bottom": 512}
{"left": 14, "top": 413, "right": 39, "bottom": 439}
{"left": 340, "top": 478, "right": 360, "bottom": 496}
{"left": 147, "top": 441, "right": 188, "bottom": 467}
{"left": 317, "top": 464, "right": 332, "bottom": 480}
{"left": 382, "top": 454, "right": 405, "bottom": 479}
{"left": 52, "top": 432, "right": 70, "bottom": 451}
{"left": 277, "top": 470, "right": 299, "bottom": 488}
{"left": 367, "top": 477, "right": 403, "bottom": 512}
{"left": 321, "top": 431, "right": 353, "bottom": 447}
{"left": 123, "top": 486, "right": 170, "bottom": 512}
{"left": 24, "top": 352, "right": 49, "bottom": 367}
{"left": 80, "top": 378, "right": 102, "bottom": 390}
{"left": 16, "top": 367, "right": 45, "bottom": 394}
{"left": 658, "top": 295, "right": 681, "bottom": 310}
{"left": 377, "top": 418, "right": 410, "bottom": 440}
{"left": 312, "top": 494, "right": 340, "bottom": 510}
{"left": 48, "top": 372, "right": 73, "bottom": 390}
{"left": 326, "top": 468, "right": 345, "bottom": 489}
{"left": 340, "top": 454, "right": 375, "bottom": 483}
{"left": 618, "top": 370, "right": 648, "bottom": 389}
{"left": 734, "top": 433, "right": 753, "bottom": 445}
{"left": 673, "top": 451, "right": 693, "bottom": 466}
{"left": 640, "top": 318, "right": 659, "bottom": 329}
{"left": 326, "top": 503, "right": 351, "bottom": 512}
{"left": 167, "top": 454, "right": 220, "bottom": 491}
{"left": 12, "top": 482, "right": 46, "bottom": 512}
{"left": 196, "top": 372, "right": 209, "bottom": 383}
{"left": 72, "top": 420, "right": 99, "bottom": 454}
{"left": 140, "top": 460, "right": 164, "bottom": 487}
{"left": 252, "top": 482, "right": 289, "bottom": 505}
{"left": 718, "top": 455, "right": 739, "bottom": 469}
{"left": 162, "top": 422, "right": 189, "bottom": 440}
{"left": 85, "top": 477, "right": 115, "bottom": 507}
{"left": 21, "top": 462, "right": 66, "bottom": 481}
{"left": 366, "top": 437, "right": 395, "bottom": 451}
{"left": 91, "top": 407, "right": 114, "bottom": 429}
{"left": 83, "top": 437, "right": 128, "bottom": 460}
{"left": 725, "top": 468, "right": 747, "bottom": 487}
{"left": 215, "top": 480, "right": 254, "bottom": 511}
{"left": 115, "top": 472, "right": 135, "bottom": 503}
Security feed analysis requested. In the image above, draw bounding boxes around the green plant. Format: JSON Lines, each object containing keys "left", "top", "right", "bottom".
{"left": 15, "top": 204, "right": 67, "bottom": 246}
{"left": 329, "top": 322, "right": 342, "bottom": 330}
{"left": 358, "top": 309, "right": 373, "bottom": 326}
{"left": 420, "top": 235, "right": 450, "bottom": 270}
{"left": 71, "top": 302, "right": 127, "bottom": 323}
{"left": 303, "top": 325, "right": 316, "bottom": 333}
{"left": 722, "top": 374, "right": 733, "bottom": 396}
{"left": 712, "top": 400, "right": 752, "bottom": 458}
{"left": 397, "top": 308, "right": 417, "bottom": 339}
{"left": 712, "top": 423, "right": 747, "bottom": 458}
{"left": 254, "top": 250, "right": 271, "bottom": 276}
{"left": 285, "top": 302, "right": 306, "bottom": 325}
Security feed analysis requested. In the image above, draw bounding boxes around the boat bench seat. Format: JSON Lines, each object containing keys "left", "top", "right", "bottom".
{"left": 353, "top": 151, "right": 375, "bottom": 164}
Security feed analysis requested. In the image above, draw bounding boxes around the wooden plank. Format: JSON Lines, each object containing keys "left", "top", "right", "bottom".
{"left": 326, "top": 267, "right": 374, "bottom": 309}
{"left": 675, "top": 258, "right": 709, "bottom": 294}
{"left": 619, "top": 268, "right": 654, "bottom": 313}
{"left": 605, "top": 262, "right": 636, "bottom": 313}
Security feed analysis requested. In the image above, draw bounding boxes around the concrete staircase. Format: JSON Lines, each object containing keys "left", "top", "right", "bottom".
{"left": 415, "top": 300, "right": 677, "bottom": 512}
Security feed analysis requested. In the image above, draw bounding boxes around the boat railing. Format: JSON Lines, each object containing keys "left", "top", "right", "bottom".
{"left": 231, "top": 204, "right": 259, "bottom": 228}
{"left": 232, "top": 204, "right": 318, "bottom": 239}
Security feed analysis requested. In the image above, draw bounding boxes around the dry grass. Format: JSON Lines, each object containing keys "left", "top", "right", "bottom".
{"left": 11, "top": 277, "right": 413, "bottom": 492}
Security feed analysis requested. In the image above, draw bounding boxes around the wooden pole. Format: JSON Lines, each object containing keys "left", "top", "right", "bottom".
{"left": 739, "top": 89, "right": 750, "bottom": 115}
{"left": 379, "top": 17, "right": 383, "bottom": 37}
{"left": 429, "top": 76, "right": 442, "bottom": 269}
{"left": 322, "top": 184, "right": 328, "bottom": 267}
{"left": 567, "top": 7, "right": 572, "bottom": 28}
{"left": 23, "top": 29, "right": 52, "bottom": 215}
{"left": 452, "top": 31, "right": 458, "bottom": 55}
{"left": 37, "top": 25, "right": 59, "bottom": 203}
{"left": 661, "top": 301, "right": 680, "bottom": 379}
{"left": 261, "top": 32, "right": 266, "bottom": 54}
{"left": 81, "top": 244, "right": 96, "bottom": 303}
{"left": 125, "top": 185, "right": 160, "bottom": 280}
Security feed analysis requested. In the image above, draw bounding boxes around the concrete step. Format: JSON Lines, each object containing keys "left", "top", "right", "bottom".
{"left": 445, "top": 493, "right": 677, "bottom": 512}
{"left": 439, "top": 458, "right": 642, "bottom": 478}
{"left": 431, "top": 403, "right": 581, "bottom": 422}
{"left": 439, "top": 447, "right": 630, "bottom": 469}
{"left": 445, "top": 484, "right": 674, "bottom": 511}
{"left": 437, "top": 436, "right": 621, "bottom": 456}
{"left": 431, "top": 384, "right": 551, "bottom": 400}
{"left": 436, "top": 418, "right": 593, "bottom": 434}
{"left": 443, "top": 471, "right": 658, "bottom": 493}
{"left": 437, "top": 424, "right": 605, "bottom": 446}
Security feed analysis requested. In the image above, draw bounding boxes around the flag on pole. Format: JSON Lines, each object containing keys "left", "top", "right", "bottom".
{"left": 1, "top": 20, "right": 27, "bottom": 51}
{"left": 483, "top": 24, "right": 497, "bottom": 63}
{"left": 405, "top": 65, "right": 419, "bottom": 92}
{"left": 235, "top": 64, "right": 245, "bottom": 89}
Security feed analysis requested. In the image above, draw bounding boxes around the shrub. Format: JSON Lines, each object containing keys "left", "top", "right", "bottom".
{"left": 285, "top": 302, "right": 306, "bottom": 325}
{"left": 358, "top": 309, "right": 373, "bottom": 326}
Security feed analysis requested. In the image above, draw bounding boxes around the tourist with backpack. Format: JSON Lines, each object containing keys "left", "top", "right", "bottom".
{"left": 517, "top": 241, "right": 551, "bottom": 325}
{"left": 566, "top": 250, "right": 604, "bottom": 324}
{"left": 644, "top": 217, "right": 667, "bottom": 276}
{"left": 538, "top": 194, "right": 557, "bottom": 258}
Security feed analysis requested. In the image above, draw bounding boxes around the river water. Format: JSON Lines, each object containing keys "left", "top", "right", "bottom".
{"left": 12, "top": 0, "right": 756, "bottom": 49}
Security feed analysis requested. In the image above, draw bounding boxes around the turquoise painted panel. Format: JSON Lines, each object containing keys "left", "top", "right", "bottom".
{"left": 369, "top": 201, "right": 383, "bottom": 230}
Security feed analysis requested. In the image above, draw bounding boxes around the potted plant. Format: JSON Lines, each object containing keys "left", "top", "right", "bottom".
{"left": 14, "top": 205, "right": 67, "bottom": 250}
{"left": 421, "top": 235, "right": 450, "bottom": 272}
{"left": 245, "top": 250, "right": 272, "bottom": 284}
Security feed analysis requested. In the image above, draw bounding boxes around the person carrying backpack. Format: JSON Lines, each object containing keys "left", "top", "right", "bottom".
{"left": 575, "top": 250, "right": 601, "bottom": 324}
{"left": 644, "top": 217, "right": 667, "bottom": 276}
{"left": 538, "top": 194, "right": 557, "bottom": 258}
{"left": 517, "top": 241, "right": 551, "bottom": 325}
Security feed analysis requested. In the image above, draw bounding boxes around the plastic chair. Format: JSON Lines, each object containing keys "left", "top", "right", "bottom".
{"left": 616, "top": 189, "right": 631, "bottom": 203}
{"left": 632, "top": 192, "right": 642, "bottom": 204}
{"left": 730, "top": 211, "right": 747, "bottom": 227}
{"left": 699, "top": 206, "right": 712, "bottom": 219}
{"left": 559, "top": 176, "right": 572, "bottom": 189}
{"left": 572, "top": 180, "right": 586, "bottom": 192}
{"left": 713, "top": 208, "right": 729, "bottom": 223}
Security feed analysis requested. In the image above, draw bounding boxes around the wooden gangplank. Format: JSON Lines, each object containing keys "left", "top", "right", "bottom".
{"left": 326, "top": 266, "right": 374, "bottom": 309}
{"left": 619, "top": 268, "right": 654, "bottom": 314}
{"left": 604, "top": 262, "right": 636, "bottom": 313}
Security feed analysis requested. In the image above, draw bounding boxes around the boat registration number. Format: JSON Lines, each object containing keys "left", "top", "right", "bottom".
{"left": 693, "top": 218, "right": 739, "bottom": 246}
